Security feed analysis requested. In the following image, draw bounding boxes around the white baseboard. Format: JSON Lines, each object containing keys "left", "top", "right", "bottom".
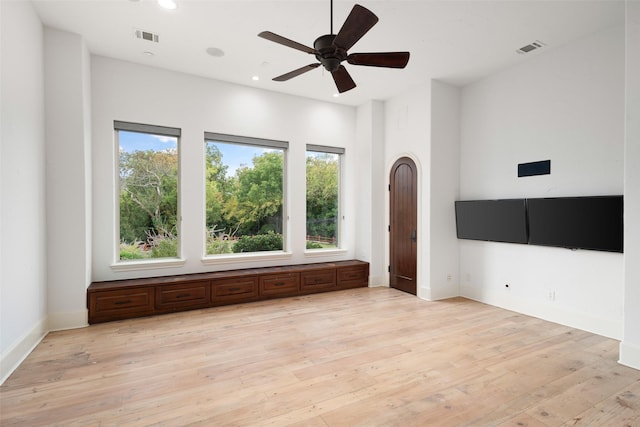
{"left": 0, "top": 318, "right": 48, "bottom": 385}
{"left": 0, "top": 310, "right": 88, "bottom": 385}
{"left": 461, "top": 291, "right": 622, "bottom": 340}
{"left": 418, "top": 286, "right": 432, "bottom": 301}
{"left": 48, "top": 309, "right": 88, "bottom": 332}
{"left": 368, "top": 275, "right": 387, "bottom": 287}
{"left": 619, "top": 341, "right": 640, "bottom": 371}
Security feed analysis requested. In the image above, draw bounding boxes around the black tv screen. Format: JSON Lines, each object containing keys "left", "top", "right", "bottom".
{"left": 455, "top": 199, "right": 528, "bottom": 244}
{"left": 527, "top": 195, "right": 623, "bottom": 252}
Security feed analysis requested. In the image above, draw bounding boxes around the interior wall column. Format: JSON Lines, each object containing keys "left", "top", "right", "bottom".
{"left": 620, "top": 0, "right": 640, "bottom": 370}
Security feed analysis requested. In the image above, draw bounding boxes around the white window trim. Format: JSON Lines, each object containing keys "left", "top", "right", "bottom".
{"left": 201, "top": 251, "right": 293, "bottom": 266}
{"left": 303, "top": 248, "right": 348, "bottom": 258}
{"left": 111, "top": 258, "right": 187, "bottom": 271}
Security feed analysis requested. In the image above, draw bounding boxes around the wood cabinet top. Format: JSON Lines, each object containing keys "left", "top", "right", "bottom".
{"left": 89, "top": 260, "right": 368, "bottom": 292}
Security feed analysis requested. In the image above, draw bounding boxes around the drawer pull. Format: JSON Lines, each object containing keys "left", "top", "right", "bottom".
{"left": 274, "top": 282, "right": 285, "bottom": 286}
{"left": 227, "top": 287, "right": 241, "bottom": 292}
{"left": 114, "top": 299, "right": 132, "bottom": 305}
{"left": 176, "top": 293, "right": 191, "bottom": 299}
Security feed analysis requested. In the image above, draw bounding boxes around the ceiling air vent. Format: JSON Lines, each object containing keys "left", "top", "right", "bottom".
{"left": 135, "top": 29, "right": 159, "bottom": 43}
{"left": 516, "top": 40, "right": 545, "bottom": 55}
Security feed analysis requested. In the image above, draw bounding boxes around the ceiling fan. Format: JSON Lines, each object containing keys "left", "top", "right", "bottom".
{"left": 258, "top": 1, "right": 410, "bottom": 94}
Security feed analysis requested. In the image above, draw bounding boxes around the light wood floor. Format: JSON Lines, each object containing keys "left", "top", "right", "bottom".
{"left": 1, "top": 287, "right": 639, "bottom": 426}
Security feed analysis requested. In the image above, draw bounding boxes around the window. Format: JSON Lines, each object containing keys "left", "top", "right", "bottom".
{"left": 306, "top": 145, "right": 343, "bottom": 250}
{"left": 204, "top": 133, "right": 288, "bottom": 256}
{"left": 115, "top": 121, "right": 180, "bottom": 261}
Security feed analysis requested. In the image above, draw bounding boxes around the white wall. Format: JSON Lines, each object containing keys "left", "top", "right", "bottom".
{"left": 44, "top": 28, "right": 92, "bottom": 330}
{"left": 91, "top": 56, "right": 358, "bottom": 282}
{"left": 620, "top": 0, "right": 640, "bottom": 369}
{"left": 0, "top": 1, "right": 48, "bottom": 383}
{"left": 459, "top": 26, "right": 625, "bottom": 339}
{"left": 383, "top": 84, "right": 430, "bottom": 297}
{"left": 355, "top": 100, "right": 385, "bottom": 285}
{"left": 381, "top": 80, "right": 461, "bottom": 300}
{"left": 429, "top": 80, "right": 461, "bottom": 300}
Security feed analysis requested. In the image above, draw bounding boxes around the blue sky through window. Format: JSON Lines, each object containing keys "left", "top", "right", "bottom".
{"left": 120, "top": 131, "right": 275, "bottom": 178}
{"left": 119, "top": 131, "right": 177, "bottom": 153}
{"left": 207, "top": 141, "right": 274, "bottom": 177}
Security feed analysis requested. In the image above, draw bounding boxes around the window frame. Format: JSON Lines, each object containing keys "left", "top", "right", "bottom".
{"left": 304, "top": 144, "right": 345, "bottom": 256}
{"left": 202, "top": 132, "right": 291, "bottom": 264}
{"left": 111, "top": 121, "right": 184, "bottom": 270}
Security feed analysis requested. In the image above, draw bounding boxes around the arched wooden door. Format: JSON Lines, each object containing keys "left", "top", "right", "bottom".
{"left": 389, "top": 157, "right": 417, "bottom": 295}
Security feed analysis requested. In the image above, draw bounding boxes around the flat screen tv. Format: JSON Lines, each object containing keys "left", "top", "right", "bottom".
{"left": 527, "top": 195, "right": 623, "bottom": 252}
{"left": 455, "top": 199, "right": 528, "bottom": 244}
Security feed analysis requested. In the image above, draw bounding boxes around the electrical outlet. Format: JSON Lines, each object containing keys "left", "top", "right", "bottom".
{"left": 547, "top": 290, "right": 556, "bottom": 301}
{"left": 447, "top": 274, "right": 452, "bottom": 282}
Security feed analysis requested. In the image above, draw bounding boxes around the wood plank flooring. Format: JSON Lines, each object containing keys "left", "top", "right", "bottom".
{"left": 1, "top": 287, "right": 639, "bottom": 426}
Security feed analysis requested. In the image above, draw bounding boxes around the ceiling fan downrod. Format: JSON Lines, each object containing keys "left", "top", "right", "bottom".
{"left": 330, "top": 0, "right": 334, "bottom": 35}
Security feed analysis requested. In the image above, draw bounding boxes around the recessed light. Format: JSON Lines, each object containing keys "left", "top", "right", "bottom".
{"left": 252, "top": 76, "right": 260, "bottom": 81}
{"left": 332, "top": 93, "right": 340, "bottom": 98}
{"left": 158, "top": 0, "right": 177, "bottom": 10}
{"left": 144, "top": 51, "right": 154, "bottom": 56}
{"left": 206, "top": 47, "right": 225, "bottom": 58}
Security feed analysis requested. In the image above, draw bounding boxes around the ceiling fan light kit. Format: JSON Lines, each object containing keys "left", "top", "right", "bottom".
{"left": 258, "top": 2, "right": 410, "bottom": 94}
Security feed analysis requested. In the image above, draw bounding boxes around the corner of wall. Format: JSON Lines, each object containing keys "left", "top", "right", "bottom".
{"left": 44, "top": 27, "right": 94, "bottom": 321}
{"left": 619, "top": 341, "right": 640, "bottom": 371}
{"left": 429, "top": 80, "right": 461, "bottom": 300}
{"left": 48, "top": 311, "right": 89, "bottom": 332}
{"left": 621, "top": 0, "right": 640, "bottom": 370}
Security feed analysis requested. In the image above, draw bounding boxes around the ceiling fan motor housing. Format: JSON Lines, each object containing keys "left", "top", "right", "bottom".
{"left": 314, "top": 34, "right": 347, "bottom": 72}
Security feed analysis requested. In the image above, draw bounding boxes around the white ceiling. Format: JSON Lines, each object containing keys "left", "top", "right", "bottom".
{"left": 32, "top": 0, "right": 625, "bottom": 106}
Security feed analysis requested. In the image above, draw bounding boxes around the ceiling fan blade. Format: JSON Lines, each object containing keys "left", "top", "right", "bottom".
{"left": 273, "top": 63, "right": 321, "bottom": 81}
{"left": 331, "top": 65, "right": 357, "bottom": 93}
{"left": 347, "top": 52, "right": 410, "bottom": 68}
{"left": 333, "top": 4, "right": 378, "bottom": 51}
{"left": 258, "top": 31, "right": 316, "bottom": 54}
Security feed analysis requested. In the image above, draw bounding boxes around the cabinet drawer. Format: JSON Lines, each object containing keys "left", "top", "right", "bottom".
{"left": 301, "top": 269, "right": 336, "bottom": 291}
{"left": 337, "top": 266, "right": 368, "bottom": 289}
{"left": 89, "top": 288, "right": 154, "bottom": 323}
{"left": 260, "top": 273, "right": 300, "bottom": 297}
{"left": 212, "top": 276, "right": 259, "bottom": 304}
{"left": 156, "top": 281, "right": 210, "bottom": 311}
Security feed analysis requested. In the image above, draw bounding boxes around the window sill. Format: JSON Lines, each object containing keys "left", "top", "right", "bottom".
{"left": 201, "top": 251, "right": 293, "bottom": 266}
{"left": 304, "top": 248, "right": 348, "bottom": 258}
{"left": 111, "top": 258, "right": 187, "bottom": 272}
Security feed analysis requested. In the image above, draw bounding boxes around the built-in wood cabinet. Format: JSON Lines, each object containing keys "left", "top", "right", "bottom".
{"left": 87, "top": 260, "right": 368, "bottom": 324}
{"left": 301, "top": 268, "right": 336, "bottom": 292}
{"left": 211, "top": 275, "right": 259, "bottom": 306}
{"left": 337, "top": 265, "right": 369, "bottom": 289}
{"left": 88, "top": 287, "right": 155, "bottom": 324}
{"left": 155, "top": 281, "right": 210, "bottom": 313}
{"left": 260, "top": 272, "right": 300, "bottom": 298}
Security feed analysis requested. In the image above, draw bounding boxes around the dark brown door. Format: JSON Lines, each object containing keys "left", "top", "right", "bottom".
{"left": 389, "top": 157, "right": 417, "bottom": 295}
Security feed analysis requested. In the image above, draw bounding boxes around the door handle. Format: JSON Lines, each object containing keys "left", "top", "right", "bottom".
{"left": 411, "top": 229, "right": 416, "bottom": 242}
